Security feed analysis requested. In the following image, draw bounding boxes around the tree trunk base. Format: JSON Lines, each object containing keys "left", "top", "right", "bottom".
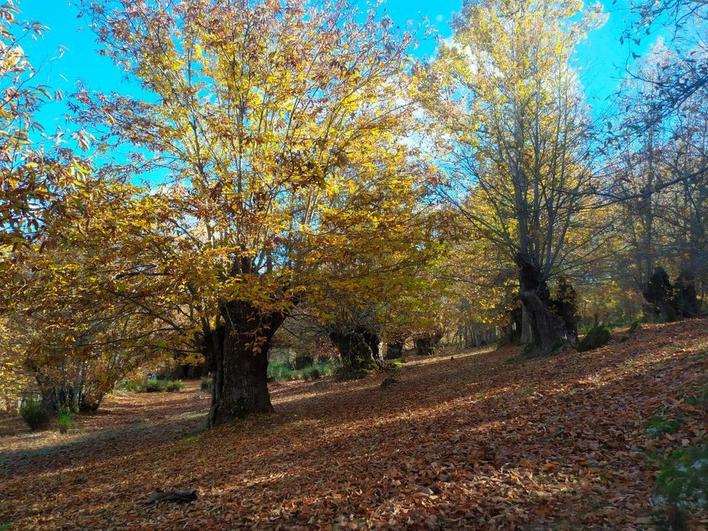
{"left": 208, "top": 301, "right": 284, "bottom": 427}
{"left": 330, "top": 328, "right": 380, "bottom": 370}
{"left": 516, "top": 253, "right": 570, "bottom": 357}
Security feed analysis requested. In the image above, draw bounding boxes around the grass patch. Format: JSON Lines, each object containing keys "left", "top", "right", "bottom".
{"left": 578, "top": 318, "right": 640, "bottom": 335}
{"left": 646, "top": 414, "right": 682, "bottom": 438}
{"left": 118, "top": 379, "right": 144, "bottom": 392}
{"left": 118, "top": 378, "right": 184, "bottom": 393}
{"left": 57, "top": 409, "right": 73, "bottom": 434}
{"left": 652, "top": 443, "right": 708, "bottom": 530}
{"left": 685, "top": 385, "right": 707, "bottom": 407}
{"left": 176, "top": 430, "right": 204, "bottom": 448}
{"left": 577, "top": 325, "right": 611, "bottom": 352}
{"left": 19, "top": 398, "right": 50, "bottom": 431}
{"left": 382, "top": 360, "right": 404, "bottom": 371}
{"left": 267, "top": 360, "right": 338, "bottom": 382}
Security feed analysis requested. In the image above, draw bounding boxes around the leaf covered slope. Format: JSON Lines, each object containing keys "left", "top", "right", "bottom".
{"left": 1, "top": 319, "right": 706, "bottom": 528}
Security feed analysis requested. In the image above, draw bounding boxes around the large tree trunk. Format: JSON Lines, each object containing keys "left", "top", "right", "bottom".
{"left": 642, "top": 266, "right": 676, "bottom": 322}
{"left": 507, "top": 307, "right": 523, "bottom": 344}
{"left": 330, "top": 327, "right": 380, "bottom": 369}
{"left": 515, "top": 253, "right": 568, "bottom": 356}
{"left": 208, "top": 301, "right": 285, "bottom": 427}
{"left": 552, "top": 277, "right": 579, "bottom": 346}
{"left": 414, "top": 330, "right": 443, "bottom": 356}
{"left": 674, "top": 268, "right": 700, "bottom": 318}
{"left": 519, "top": 305, "right": 533, "bottom": 344}
{"left": 40, "top": 385, "right": 81, "bottom": 413}
{"left": 386, "top": 339, "right": 404, "bottom": 359}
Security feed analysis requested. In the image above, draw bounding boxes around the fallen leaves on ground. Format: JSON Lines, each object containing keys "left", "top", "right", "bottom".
{"left": 1, "top": 319, "right": 706, "bottom": 529}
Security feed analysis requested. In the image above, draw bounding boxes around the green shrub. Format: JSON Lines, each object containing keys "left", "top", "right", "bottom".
{"left": 118, "top": 379, "right": 145, "bottom": 392}
{"left": 577, "top": 325, "right": 611, "bottom": 352}
{"left": 57, "top": 409, "right": 73, "bottom": 434}
{"left": 268, "top": 361, "right": 294, "bottom": 381}
{"left": 200, "top": 376, "right": 212, "bottom": 391}
{"left": 124, "top": 378, "right": 184, "bottom": 393}
{"left": 685, "top": 385, "right": 707, "bottom": 407}
{"left": 646, "top": 415, "right": 682, "bottom": 438}
{"left": 164, "top": 380, "right": 184, "bottom": 392}
{"left": 383, "top": 360, "right": 403, "bottom": 371}
{"left": 293, "top": 355, "right": 314, "bottom": 370}
{"left": 311, "top": 360, "right": 337, "bottom": 378}
{"left": 20, "top": 398, "right": 50, "bottom": 431}
{"left": 267, "top": 359, "right": 337, "bottom": 382}
{"left": 653, "top": 443, "right": 707, "bottom": 528}
{"left": 144, "top": 379, "right": 163, "bottom": 392}
{"left": 302, "top": 367, "right": 322, "bottom": 381}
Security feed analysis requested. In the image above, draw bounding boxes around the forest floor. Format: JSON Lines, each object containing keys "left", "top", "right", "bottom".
{"left": 1, "top": 319, "right": 706, "bottom": 529}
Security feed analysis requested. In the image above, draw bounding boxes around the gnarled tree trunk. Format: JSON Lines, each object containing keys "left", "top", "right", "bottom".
{"left": 507, "top": 307, "right": 523, "bottom": 344}
{"left": 330, "top": 327, "right": 380, "bottom": 369}
{"left": 516, "top": 253, "right": 568, "bottom": 356}
{"left": 643, "top": 266, "right": 676, "bottom": 322}
{"left": 414, "top": 330, "right": 443, "bottom": 356}
{"left": 552, "top": 277, "right": 579, "bottom": 346}
{"left": 673, "top": 269, "right": 699, "bottom": 318}
{"left": 519, "top": 305, "right": 533, "bottom": 344}
{"left": 386, "top": 339, "right": 404, "bottom": 359}
{"left": 208, "top": 301, "right": 285, "bottom": 427}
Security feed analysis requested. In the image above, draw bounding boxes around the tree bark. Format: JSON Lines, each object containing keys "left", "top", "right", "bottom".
{"left": 208, "top": 301, "right": 285, "bottom": 427}
{"left": 330, "top": 327, "right": 379, "bottom": 369}
{"left": 515, "top": 253, "right": 568, "bottom": 356}
{"left": 386, "top": 339, "right": 404, "bottom": 359}
{"left": 413, "top": 330, "right": 442, "bottom": 356}
{"left": 552, "top": 277, "right": 579, "bottom": 346}
{"left": 674, "top": 269, "right": 700, "bottom": 318}
{"left": 519, "top": 305, "right": 533, "bottom": 344}
{"left": 507, "top": 307, "right": 523, "bottom": 344}
{"left": 39, "top": 382, "right": 87, "bottom": 413}
{"left": 643, "top": 266, "right": 676, "bottom": 321}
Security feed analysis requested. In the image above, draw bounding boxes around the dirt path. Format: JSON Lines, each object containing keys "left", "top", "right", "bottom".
{"left": 1, "top": 319, "right": 706, "bottom": 529}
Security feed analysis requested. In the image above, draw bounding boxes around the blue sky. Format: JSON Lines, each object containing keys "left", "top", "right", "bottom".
{"left": 19, "top": 0, "right": 663, "bottom": 138}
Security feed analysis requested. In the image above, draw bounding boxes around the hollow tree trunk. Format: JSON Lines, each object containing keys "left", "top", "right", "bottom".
{"left": 208, "top": 301, "right": 285, "bottom": 427}
{"left": 515, "top": 253, "right": 567, "bottom": 356}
